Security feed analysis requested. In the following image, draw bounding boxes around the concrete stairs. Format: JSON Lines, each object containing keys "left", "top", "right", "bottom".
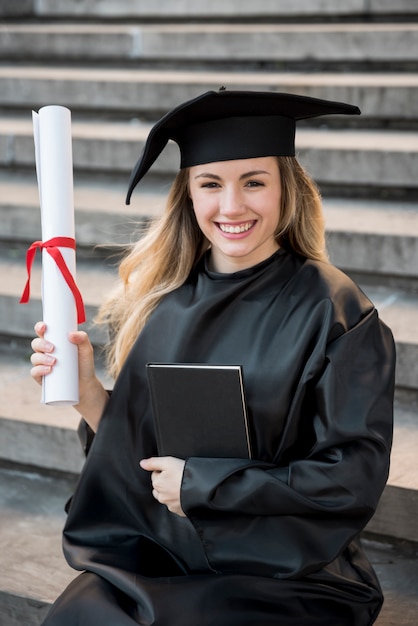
{"left": 1, "top": 23, "right": 418, "bottom": 72}
{"left": 1, "top": 1, "right": 418, "bottom": 624}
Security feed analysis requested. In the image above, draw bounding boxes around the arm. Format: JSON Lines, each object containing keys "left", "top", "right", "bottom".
{"left": 180, "top": 310, "right": 395, "bottom": 577}
{"left": 30, "top": 321, "right": 109, "bottom": 432}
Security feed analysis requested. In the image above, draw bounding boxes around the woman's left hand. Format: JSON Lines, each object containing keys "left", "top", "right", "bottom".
{"left": 140, "top": 456, "right": 186, "bottom": 517}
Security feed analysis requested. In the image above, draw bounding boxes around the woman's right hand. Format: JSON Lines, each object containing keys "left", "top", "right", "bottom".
{"left": 30, "top": 321, "right": 109, "bottom": 431}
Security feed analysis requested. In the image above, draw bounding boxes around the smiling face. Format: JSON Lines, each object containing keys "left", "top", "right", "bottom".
{"left": 188, "top": 156, "right": 282, "bottom": 273}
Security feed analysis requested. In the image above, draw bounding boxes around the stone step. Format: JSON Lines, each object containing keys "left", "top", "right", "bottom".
{"left": 1, "top": 67, "right": 417, "bottom": 124}
{"left": 1, "top": 466, "right": 417, "bottom": 626}
{"left": 1, "top": 24, "right": 417, "bottom": 68}
{"left": 0, "top": 347, "right": 111, "bottom": 475}
{"left": 367, "top": 403, "right": 418, "bottom": 544}
{"left": 0, "top": 258, "right": 114, "bottom": 347}
{"left": 1, "top": 118, "right": 418, "bottom": 195}
{"left": 364, "top": 286, "right": 418, "bottom": 393}
{"left": 1, "top": 178, "right": 418, "bottom": 286}
{"left": 2, "top": 0, "right": 417, "bottom": 20}
{"left": 0, "top": 258, "right": 417, "bottom": 391}
{"left": 0, "top": 178, "right": 160, "bottom": 249}
{"left": 0, "top": 467, "right": 77, "bottom": 626}
{"left": 324, "top": 199, "right": 418, "bottom": 284}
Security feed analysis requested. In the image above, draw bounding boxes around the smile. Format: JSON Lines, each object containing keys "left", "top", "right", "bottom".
{"left": 218, "top": 221, "right": 255, "bottom": 234}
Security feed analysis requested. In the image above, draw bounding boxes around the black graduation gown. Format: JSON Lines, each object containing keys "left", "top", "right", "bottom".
{"left": 42, "top": 249, "right": 395, "bottom": 626}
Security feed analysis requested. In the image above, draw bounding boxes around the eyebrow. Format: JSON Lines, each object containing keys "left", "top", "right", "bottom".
{"left": 194, "top": 170, "right": 271, "bottom": 180}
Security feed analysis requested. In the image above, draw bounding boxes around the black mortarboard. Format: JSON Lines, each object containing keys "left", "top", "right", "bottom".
{"left": 126, "top": 89, "right": 360, "bottom": 204}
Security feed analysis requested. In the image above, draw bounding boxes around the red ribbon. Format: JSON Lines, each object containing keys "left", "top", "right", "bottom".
{"left": 20, "top": 236, "right": 86, "bottom": 325}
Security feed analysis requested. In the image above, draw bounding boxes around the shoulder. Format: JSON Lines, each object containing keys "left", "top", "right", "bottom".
{"left": 301, "top": 258, "right": 369, "bottom": 299}
{"left": 290, "top": 257, "right": 375, "bottom": 332}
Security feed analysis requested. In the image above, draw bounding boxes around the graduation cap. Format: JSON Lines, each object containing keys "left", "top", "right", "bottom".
{"left": 126, "top": 89, "right": 360, "bottom": 204}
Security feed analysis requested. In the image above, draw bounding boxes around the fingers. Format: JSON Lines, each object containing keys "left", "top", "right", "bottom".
{"left": 30, "top": 322, "right": 55, "bottom": 384}
{"left": 30, "top": 350, "right": 55, "bottom": 368}
{"left": 140, "top": 457, "right": 186, "bottom": 516}
{"left": 140, "top": 456, "right": 180, "bottom": 472}
{"left": 31, "top": 336, "right": 54, "bottom": 356}
{"left": 31, "top": 323, "right": 90, "bottom": 352}
{"left": 30, "top": 323, "right": 95, "bottom": 385}
{"left": 139, "top": 457, "right": 162, "bottom": 472}
{"left": 68, "top": 330, "right": 92, "bottom": 346}
{"left": 34, "top": 321, "right": 46, "bottom": 338}
{"left": 68, "top": 331, "right": 96, "bottom": 382}
{"left": 152, "top": 486, "right": 162, "bottom": 502}
{"left": 30, "top": 357, "right": 56, "bottom": 384}
{"left": 31, "top": 321, "right": 54, "bottom": 357}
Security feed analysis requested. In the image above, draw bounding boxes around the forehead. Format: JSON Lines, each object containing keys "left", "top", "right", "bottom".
{"left": 189, "top": 156, "right": 280, "bottom": 177}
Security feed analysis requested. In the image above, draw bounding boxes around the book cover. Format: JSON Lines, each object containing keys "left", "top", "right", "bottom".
{"left": 146, "top": 363, "right": 252, "bottom": 459}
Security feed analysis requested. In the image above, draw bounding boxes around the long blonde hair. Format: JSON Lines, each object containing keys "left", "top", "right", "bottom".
{"left": 97, "top": 156, "right": 327, "bottom": 378}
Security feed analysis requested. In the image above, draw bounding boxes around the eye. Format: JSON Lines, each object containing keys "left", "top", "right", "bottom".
{"left": 200, "top": 181, "right": 220, "bottom": 189}
{"left": 245, "top": 180, "right": 265, "bottom": 188}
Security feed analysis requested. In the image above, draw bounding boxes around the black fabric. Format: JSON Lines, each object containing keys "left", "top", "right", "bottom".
{"left": 125, "top": 89, "right": 360, "bottom": 203}
{"left": 42, "top": 250, "right": 395, "bottom": 625}
{"left": 77, "top": 418, "right": 96, "bottom": 457}
{"left": 43, "top": 553, "right": 382, "bottom": 626}
{"left": 177, "top": 115, "right": 295, "bottom": 167}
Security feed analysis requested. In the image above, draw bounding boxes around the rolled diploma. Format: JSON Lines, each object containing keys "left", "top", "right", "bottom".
{"left": 33, "top": 106, "right": 79, "bottom": 405}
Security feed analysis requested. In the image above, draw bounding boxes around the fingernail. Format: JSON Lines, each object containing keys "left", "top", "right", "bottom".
{"left": 44, "top": 355, "right": 55, "bottom": 364}
{"left": 44, "top": 342, "right": 54, "bottom": 352}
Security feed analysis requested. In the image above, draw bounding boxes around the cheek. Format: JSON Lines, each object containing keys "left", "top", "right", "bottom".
{"left": 190, "top": 193, "right": 216, "bottom": 226}
{"left": 264, "top": 193, "right": 281, "bottom": 227}
{"left": 193, "top": 209, "right": 214, "bottom": 238}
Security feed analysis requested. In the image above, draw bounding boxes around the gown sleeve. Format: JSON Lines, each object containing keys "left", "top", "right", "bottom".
{"left": 180, "top": 309, "right": 395, "bottom": 578}
{"left": 77, "top": 419, "right": 96, "bottom": 457}
{"left": 76, "top": 390, "right": 113, "bottom": 457}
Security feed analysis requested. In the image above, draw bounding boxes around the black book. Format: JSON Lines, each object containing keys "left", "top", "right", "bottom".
{"left": 146, "top": 363, "right": 252, "bottom": 459}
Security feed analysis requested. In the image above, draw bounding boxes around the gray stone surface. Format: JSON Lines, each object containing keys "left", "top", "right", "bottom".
{"left": 0, "top": 346, "right": 111, "bottom": 474}
{"left": 2, "top": 0, "right": 417, "bottom": 20}
{"left": 0, "top": 0, "right": 365, "bottom": 19}
{"left": 0, "top": 0, "right": 33, "bottom": 17}
{"left": 1, "top": 24, "right": 417, "bottom": 63}
{"left": 367, "top": 404, "right": 418, "bottom": 543}
{"left": 370, "top": 0, "right": 418, "bottom": 14}
{"left": 1, "top": 118, "right": 418, "bottom": 191}
{"left": 325, "top": 200, "right": 418, "bottom": 279}
{"left": 299, "top": 129, "right": 418, "bottom": 189}
{"left": 0, "top": 177, "right": 160, "bottom": 248}
{"left": 1, "top": 68, "right": 417, "bottom": 121}
{"left": 0, "top": 260, "right": 111, "bottom": 346}
{"left": 11, "top": 0, "right": 418, "bottom": 19}
{"left": 0, "top": 467, "right": 77, "bottom": 626}
{"left": 365, "top": 538, "right": 418, "bottom": 625}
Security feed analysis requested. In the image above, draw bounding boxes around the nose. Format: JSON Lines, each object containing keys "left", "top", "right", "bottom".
{"left": 219, "top": 186, "right": 246, "bottom": 218}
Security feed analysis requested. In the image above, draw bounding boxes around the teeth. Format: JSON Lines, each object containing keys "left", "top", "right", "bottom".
{"left": 219, "top": 222, "right": 253, "bottom": 234}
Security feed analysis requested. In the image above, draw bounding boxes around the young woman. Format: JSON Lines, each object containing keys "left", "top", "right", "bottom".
{"left": 31, "top": 90, "right": 395, "bottom": 625}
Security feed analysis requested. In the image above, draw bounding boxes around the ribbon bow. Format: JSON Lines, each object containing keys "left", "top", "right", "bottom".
{"left": 20, "top": 236, "right": 86, "bottom": 325}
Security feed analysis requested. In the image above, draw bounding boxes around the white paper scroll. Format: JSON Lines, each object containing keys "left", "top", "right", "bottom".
{"left": 33, "top": 106, "right": 80, "bottom": 405}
